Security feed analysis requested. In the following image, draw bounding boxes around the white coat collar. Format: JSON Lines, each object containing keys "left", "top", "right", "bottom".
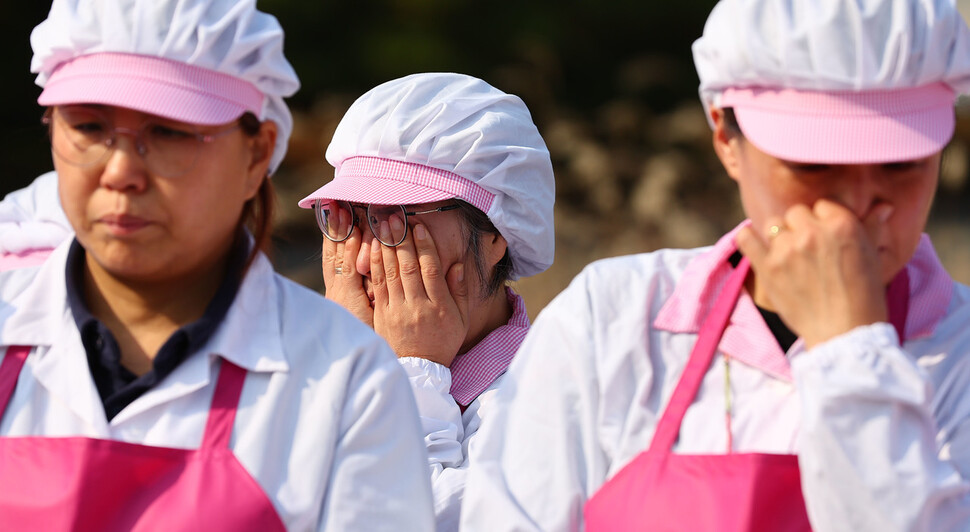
{"left": 0, "top": 239, "right": 289, "bottom": 429}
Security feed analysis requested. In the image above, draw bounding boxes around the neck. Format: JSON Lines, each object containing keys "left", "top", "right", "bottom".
{"left": 82, "top": 249, "right": 232, "bottom": 376}
{"left": 746, "top": 274, "right": 774, "bottom": 312}
{"left": 460, "top": 287, "right": 513, "bottom": 355}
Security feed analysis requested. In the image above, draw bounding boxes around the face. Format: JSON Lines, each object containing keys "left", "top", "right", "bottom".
{"left": 712, "top": 110, "right": 940, "bottom": 284}
{"left": 351, "top": 200, "right": 482, "bottom": 304}
{"left": 53, "top": 105, "right": 272, "bottom": 283}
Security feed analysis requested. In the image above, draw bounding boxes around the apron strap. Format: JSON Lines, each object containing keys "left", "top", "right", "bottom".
{"left": 649, "top": 258, "right": 751, "bottom": 454}
{"left": 887, "top": 267, "right": 910, "bottom": 343}
{"left": 202, "top": 358, "right": 247, "bottom": 450}
{"left": 0, "top": 346, "right": 30, "bottom": 418}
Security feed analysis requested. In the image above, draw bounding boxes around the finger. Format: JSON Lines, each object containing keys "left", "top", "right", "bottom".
{"left": 412, "top": 223, "right": 448, "bottom": 302}
{"left": 370, "top": 232, "right": 389, "bottom": 307}
{"left": 341, "top": 212, "right": 363, "bottom": 279}
{"left": 446, "top": 262, "right": 471, "bottom": 329}
{"left": 783, "top": 203, "right": 816, "bottom": 233}
{"left": 378, "top": 220, "right": 406, "bottom": 303}
{"left": 388, "top": 215, "right": 427, "bottom": 301}
{"left": 736, "top": 225, "right": 769, "bottom": 271}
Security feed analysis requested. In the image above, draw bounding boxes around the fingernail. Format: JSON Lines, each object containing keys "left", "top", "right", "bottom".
{"left": 380, "top": 221, "right": 391, "bottom": 242}
{"left": 879, "top": 205, "right": 894, "bottom": 222}
{"left": 414, "top": 224, "right": 427, "bottom": 240}
{"left": 456, "top": 264, "right": 464, "bottom": 282}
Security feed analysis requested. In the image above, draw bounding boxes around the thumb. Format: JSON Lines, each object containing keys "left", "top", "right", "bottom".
{"left": 446, "top": 263, "right": 471, "bottom": 327}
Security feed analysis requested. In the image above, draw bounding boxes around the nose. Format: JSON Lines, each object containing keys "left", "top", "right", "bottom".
{"left": 829, "top": 165, "right": 884, "bottom": 218}
{"left": 99, "top": 132, "right": 149, "bottom": 193}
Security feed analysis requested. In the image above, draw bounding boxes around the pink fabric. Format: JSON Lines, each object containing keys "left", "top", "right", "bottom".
{"left": 720, "top": 83, "right": 955, "bottom": 164}
{"left": 38, "top": 52, "right": 265, "bottom": 125}
{"left": 0, "top": 249, "right": 54, "bottom": 272}
{"left": 654, "top": 221, "right": 951, "bottom": 381}
{"left": 0, "top": 349, "right": 285, "bottom": 531}
{"left": 585, "top": 259, "right": 813, "bottom": 531}
{"left": 298, "top": 156, "right": 496, "bottom": 213}
{"left": 449, "top": 288, "right": 529, "bottom": 406}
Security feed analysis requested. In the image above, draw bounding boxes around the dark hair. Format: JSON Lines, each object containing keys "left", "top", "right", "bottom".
{"left": 722, "top": 107, "right": 744, "bottom": 138}
{"left": 453, "top": 200, "right": 513, "bottom": 298}
{"left": 238, "top": 112, "right": 275, "bottom": 271}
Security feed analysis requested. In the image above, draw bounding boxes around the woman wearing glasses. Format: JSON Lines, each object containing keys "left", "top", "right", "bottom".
{"left": 463, "top": 0, "right": 970, "bottom": 530}
{"left": 0, "top": 0, "right": 434, "bottom": 529}
{"left": 298, "top": 72, "right": 555, "bottom": 531}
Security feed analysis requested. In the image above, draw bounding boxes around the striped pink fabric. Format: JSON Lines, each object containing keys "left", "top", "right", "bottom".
{"left": 450, "top": 288, "right": 530, "bottom": 406}
{"left": 720, "top": 83, "right": 955, "bottom": 164}
{"left": 38, "top": 52, "right": 264, "bottom": 125}
{"left": 0, "top": 249, "right": 54, "bottom": 272}
{"left": 654, "top": 221, "right": 953, "bottom": 382}
{"left": 298, "top": 156, "right": 496, "bottom": 213}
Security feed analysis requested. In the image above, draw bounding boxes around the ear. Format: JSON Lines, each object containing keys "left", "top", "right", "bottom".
{"left": 711, "top": 107, "right": 744, "bottom": 183}
{"left": 483, "top": 232, "right": 509, "bottom": 270}
{"left": 243, "top": 120, "right": 278, "bottom": 200}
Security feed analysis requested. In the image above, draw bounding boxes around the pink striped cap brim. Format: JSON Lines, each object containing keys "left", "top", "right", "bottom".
{"left": 721, "top": 82, "right": 956, "bottom": 164}
{"left": 38, "top": 52, "right": 264, "bottom": 125}
{"left": 298, "top": 156, "right": 495, "bottom": 212}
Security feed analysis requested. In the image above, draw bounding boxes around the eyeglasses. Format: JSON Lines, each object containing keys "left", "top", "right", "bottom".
{"left": 313, "top": 200, "right": 460, "bottom": 247}
{"left": 43, "top": 106, "right": 241, "bottom": 178}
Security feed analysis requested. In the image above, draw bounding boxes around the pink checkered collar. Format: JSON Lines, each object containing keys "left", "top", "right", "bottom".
{"left": 653, "top": 221, "right": 953, "bottom": 381}
{"left": 450, "top": 288, "right": 530, "bottom": 406}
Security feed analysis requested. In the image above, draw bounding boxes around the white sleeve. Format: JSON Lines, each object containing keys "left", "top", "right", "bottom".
{"left": 399, "top": 354, "right": 508, "bottom": 532}
{"left": 318, "top": 341, "right": 435, "bottom": 532}
{"left": 0, "top": 171, "right": 72, "bottom": 254}
{"left": 793, "top": 322, "right": 970, "bottom": 532}
{"left": 461, "top": 276, "right": 606, "bottom": 532}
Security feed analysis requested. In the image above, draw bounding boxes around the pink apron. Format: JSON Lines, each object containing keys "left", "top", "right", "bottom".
{"left": 584, "top": 256, "right": 909, "bottom": 531}
{"left": 0, "top": 346, "right": 287, "bottom": 531}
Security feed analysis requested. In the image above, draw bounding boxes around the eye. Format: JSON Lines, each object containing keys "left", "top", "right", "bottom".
{"left": 146, "top": 123, "right": 196, "bottom": 141}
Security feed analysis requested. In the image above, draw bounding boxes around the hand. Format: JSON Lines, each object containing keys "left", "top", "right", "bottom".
{"left": 321, "top": 207, "right": 374, "bottom": 327}
{"left": 735, "top": 200, "right": 892, "bottom": 348}
{"left": 369, "top": 215, "right": 471, "bottom": 367}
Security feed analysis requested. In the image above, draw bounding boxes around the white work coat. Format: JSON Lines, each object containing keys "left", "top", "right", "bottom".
{"left": 0, "top": 241, "right": 435, "bottom": 531}
{"left": 461, "top": 225, "right": 970, "bottom": 531}
{"left": 400, "top": 289, "right": 529, "bottom": 531}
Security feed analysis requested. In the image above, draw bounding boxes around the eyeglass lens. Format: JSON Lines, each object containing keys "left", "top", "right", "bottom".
{"left": 48, "top": 106, "right": 208, "bottom": 178}
{"left": 315, "top": 201, "right": 409, "bottom": 247}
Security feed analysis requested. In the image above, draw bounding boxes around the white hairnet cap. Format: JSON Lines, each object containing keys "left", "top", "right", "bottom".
{"left": 30, "top": 0, "right": 300, "bottom": 175}
{"left": 298, "top": 72, "right": 555, "bottom": 280}
{"left": 692, "top": 0, "right": 970, "bottom": 163}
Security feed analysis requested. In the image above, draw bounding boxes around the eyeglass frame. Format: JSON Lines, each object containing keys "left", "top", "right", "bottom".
{"left": 313, "top": 199, "right": 461, "bottom": 247}
{"left": 42, "top": 106, "right": 243, "bottom": 178}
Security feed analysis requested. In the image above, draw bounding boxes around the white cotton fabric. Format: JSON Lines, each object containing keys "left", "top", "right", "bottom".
{"left": 0, "top": 172, "right": 70, "bottom": 255}
{"left": 692, "top": 0, "right": 970, "bottom": 116}
{"left": 0, "top": 241, "right": 435, "bottom": 531}
{"left": 29, "top": 0, "right": 300, "bottom": 174}
{"left": 317, "top": 73, "right": 555, "bottom": 279}
{"left": 461, "top": 244, "right": 970, "bottom": 531}
{"left": 398, "top": 357, "right": 509, "bottom": 531}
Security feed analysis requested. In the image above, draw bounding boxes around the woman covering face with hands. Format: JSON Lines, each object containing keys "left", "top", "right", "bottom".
{"left": 298, "top": 72, "right": 555, "bottom": 531}
{"left": 462, "top": 1, "right": 970, "bottom": 530}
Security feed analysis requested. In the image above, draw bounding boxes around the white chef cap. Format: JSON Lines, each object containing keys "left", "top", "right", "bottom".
{"left": 692, "top": 0, "right": 970, "bottom": 163}
{"left": 30, "top": 0, "right": 300, "bottom": 174}
{"left": 298, "top": 72, "right": 555, "bottom": 280}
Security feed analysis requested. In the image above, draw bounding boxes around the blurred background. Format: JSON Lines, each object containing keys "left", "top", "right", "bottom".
{"left": 5, "top": 1, "right": 970, "bottom": 320}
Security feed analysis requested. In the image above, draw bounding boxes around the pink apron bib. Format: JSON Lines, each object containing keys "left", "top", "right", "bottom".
{"left": 585, "top": 256, "right": 909, "bottom": 531}
{"left": 0, "top": 346, "right": 286, "bottom": 531}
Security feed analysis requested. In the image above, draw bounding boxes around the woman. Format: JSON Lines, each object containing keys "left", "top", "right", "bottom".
{"left": 0, "top": 0, "right": 434, "bottom": 529}
{"left": 297, "top": 72, "right": 555, "bottom": 530}
{"left": 462, "top": 0, "right": 970, "bottom": 530}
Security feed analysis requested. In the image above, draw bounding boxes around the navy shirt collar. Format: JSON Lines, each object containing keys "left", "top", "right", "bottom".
{"left": 66, "top": 234, "right": 249, "bottom": 420}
